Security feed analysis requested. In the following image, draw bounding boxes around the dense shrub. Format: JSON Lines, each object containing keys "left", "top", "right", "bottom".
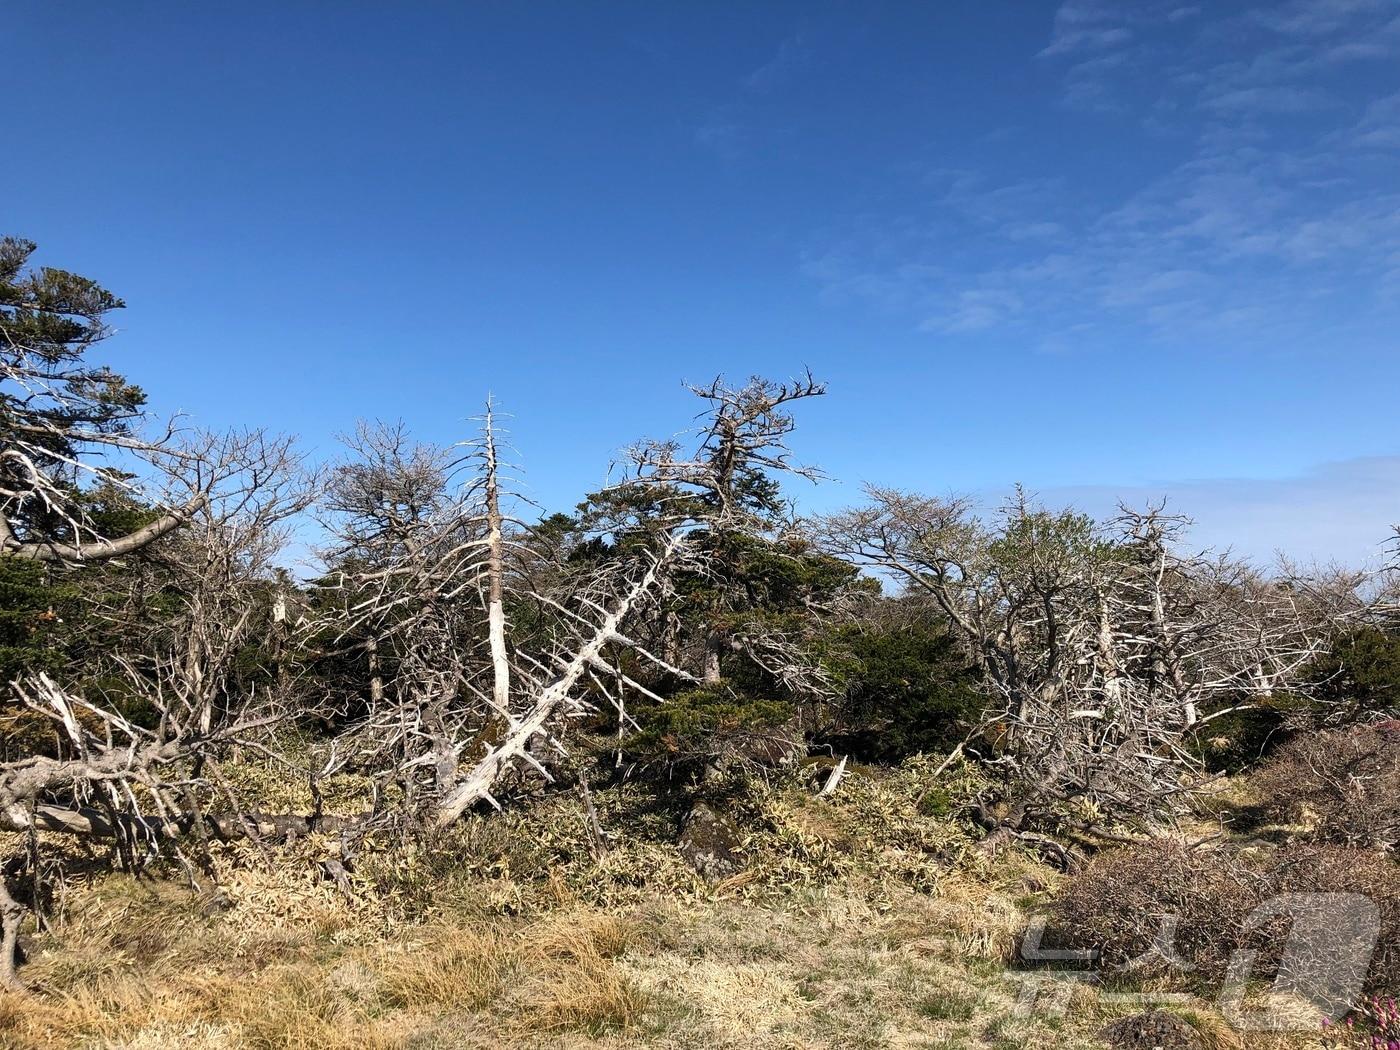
{"left": 819, "top": 621, "right": 984, "bottom": 761}
{"left": 1267, "top": 845, "right": 1400, "bottom": 1001}
{"left": 1309, "top": 626, "right": 1400, "bottom": 720}
{"left": 1048, "top": 840, "right": 1265, "bottom": 981}
{"left": 1250, "top": 724, "right": 1400, "bottom": 852}
{"left": 1188, "top": 697, "right": 1304, "bottom": 774}
{"left": 623, "top": 686, "right": 796, "bottom": 769}
{"left": 0, "top": 558, "right": 73, "bottom": 685}
{"left": 1049, "top": 840, "right": 1400, "bottom": 996}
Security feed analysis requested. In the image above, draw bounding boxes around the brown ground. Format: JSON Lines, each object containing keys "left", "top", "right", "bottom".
{"left": 0, "top": 759, "right": 1330, "bottom": 1049}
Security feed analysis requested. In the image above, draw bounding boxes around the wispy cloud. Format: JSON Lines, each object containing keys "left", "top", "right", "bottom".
{"left": 1039, "top": 1, "right": 1136, "bottom": 58}
{"left": 1250, "top": 0, "right": 1395, "bottom": 38}
{"left": 1348, "top": 90, "right": 1400, "bottom": 146}
{"left": 1033, "top": 455, "right": 1400, "bottom": 567}
{"left": 933, "top": 289, "right": 1024, "bottom": 333}
{"left": 1201, "top": 85, "right": 1333, "bottom": 113}
{"left": 696, "top": 31, "right": 811, "bottom": 161}
{"left": 744, "top": 34, "right": 810, "bottom": 92}
{"left": 695, "top": 108, "right": 743, "bottom": 161}
{"left": 804, "top": 0, "right": 1400, "bottom": 348}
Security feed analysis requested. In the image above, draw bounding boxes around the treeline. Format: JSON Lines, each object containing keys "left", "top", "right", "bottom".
{"left": 2, "top": 237, "right": 1398, "bottom": 990}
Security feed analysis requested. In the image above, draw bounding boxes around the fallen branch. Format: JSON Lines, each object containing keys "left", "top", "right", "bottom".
{"left": 0, "top": 802, "right": 356, "bottom": 842}
{"left": 817, "top": 755, "right": 848, "bottom": 797}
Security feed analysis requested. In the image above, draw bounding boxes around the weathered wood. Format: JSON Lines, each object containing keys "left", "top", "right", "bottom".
{"left": 817, "top": 755, "right": 848, "bottom": 797}
{"left": 2, "top": 493, "right": 204, "bottom": 563}
{"left": 0, "top": 802, "right": 356, "bottom": 842}
{"left": 481, "top": 401, "right": 512, "bottom": 718}
{"left": 436, "top": 530, "right": 687, "bottom": 825}
{"left": 0, "top": 876, "right": 23, "bottom": 992}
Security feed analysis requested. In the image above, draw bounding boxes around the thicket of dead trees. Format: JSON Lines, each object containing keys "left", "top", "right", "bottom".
{"left": 3, "top": 236, "right": 1399, "bottom": 989}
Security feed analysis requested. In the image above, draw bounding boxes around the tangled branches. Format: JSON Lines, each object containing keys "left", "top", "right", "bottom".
{"left": 817, "top": 489, "right": 1353, "bottom": 831}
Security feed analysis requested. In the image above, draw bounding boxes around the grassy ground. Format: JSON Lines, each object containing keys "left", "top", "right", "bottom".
{"left": 0, "top": 758, "right": 1329, "bottom": 1049}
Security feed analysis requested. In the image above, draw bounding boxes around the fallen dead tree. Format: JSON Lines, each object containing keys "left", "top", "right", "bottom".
{"left": 436, "top": 526, "right": 695, "bottom": 822}
{"left": 0, "top": 429, "right": 316, "bottom": 989}
{"left": 0, "top": 673, "right": 289, "bottom": 989}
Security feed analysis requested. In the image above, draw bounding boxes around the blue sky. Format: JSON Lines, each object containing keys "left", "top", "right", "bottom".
{"left": 6, "top": 2, "right": 1399, "bottom": 565}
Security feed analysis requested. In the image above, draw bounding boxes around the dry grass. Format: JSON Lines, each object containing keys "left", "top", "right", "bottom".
{"left": 517, "top": 943, "right": 648, "bottom": 1035}
{"left": 0, "top": 878, "right": 650, "bottom": 1049}
{"left": 205, "top": 966, "right": 412, "bottom": 1050}
{"left": 0, "top": 758, "right": 1346, "bottom": 1049}
{"left": 373, "top": 925, "right": 509, "bottom": 1010}
{"left": 1172, "top": 1005, "right": 1247, "bottom": 1050}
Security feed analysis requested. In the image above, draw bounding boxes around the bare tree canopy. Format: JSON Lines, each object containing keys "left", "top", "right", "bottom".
{"left": 815, "top": 487, "right": 1358, "bottom": 834}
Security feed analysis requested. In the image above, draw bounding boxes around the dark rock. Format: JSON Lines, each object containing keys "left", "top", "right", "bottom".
{"left": 1101, "top": 1010, "right": 1202, "bottom": 1050}
{"left": 677, "top": 802, "right": 744, "bottom": 881}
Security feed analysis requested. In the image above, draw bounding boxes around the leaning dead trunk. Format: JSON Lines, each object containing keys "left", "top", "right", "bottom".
{"left": 436, "top": 530, "right": 687, "bottom": 824}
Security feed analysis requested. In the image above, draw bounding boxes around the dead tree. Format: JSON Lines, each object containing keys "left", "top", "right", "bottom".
{"left": 314, "top": 406, "right": 701, "bottom": 825}
{"left": 480, "top": 402, "right": 511, "bottom": 723}
{"left": 315, "top": 421, "right": 460, "bottom": 707}
{"left": 436, "top": 526, "right": 697, "bottom": 821}
{"left": 816, "top": 489, "right": 1347, "bottom": 834}
{"left": 315, "top": 419, "right": 487, "bottom": 810}
{"left": 326, "top": 378, "right": 856, "bottom": 823}
{"left": 0, "top": 431, "right": 313, "bottom": 989}
{"left": 0, "top": 673, "right": 296, "bottom": 989}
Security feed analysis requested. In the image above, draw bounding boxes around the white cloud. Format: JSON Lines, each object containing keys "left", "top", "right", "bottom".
{"left": 1346, "top": 90, "right": 1400, "bottom": 147}
{"left": 1040, "top": 0, "right": 1136, "bottom": 59}
{"left": 1252, "top": 0, "right": 1394, "bottom": 38}
{"left": 1039, "top": 26, "right": 1132, "bottom": 58}
{"left": 1033, "top": 456, "right": 1400, "bottom": 567}
{"left": 696, "top": 30, "right": 814, "bottom": 161}
{"left": 1201, "top": 85, "right": 1333, "bottom": 113}
{"left": 930, "top": 289, "right": 1024, "bottom": 333}
{"left": 1002, "top": 221, "right": 1065, "bottom": 241}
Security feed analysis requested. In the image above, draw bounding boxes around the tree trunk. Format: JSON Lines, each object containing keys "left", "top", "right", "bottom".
{"left": 482, "top": 403, "right": 512, "bottom": 716}
{"left": 367, "top": 635, "right": 384, "bottom": 705}
{"left": 703, "top": 627, "right": 723, "bottom": 684}
{"left": 0, "top": 877, "right": 23, "bottom": 992}
{"left": 1, "top": 493, "right": 205, "bottom": 563}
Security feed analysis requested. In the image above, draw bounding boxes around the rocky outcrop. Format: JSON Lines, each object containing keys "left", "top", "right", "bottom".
{"left": 676, "top": 801, "right": 744, "bottom": 881}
